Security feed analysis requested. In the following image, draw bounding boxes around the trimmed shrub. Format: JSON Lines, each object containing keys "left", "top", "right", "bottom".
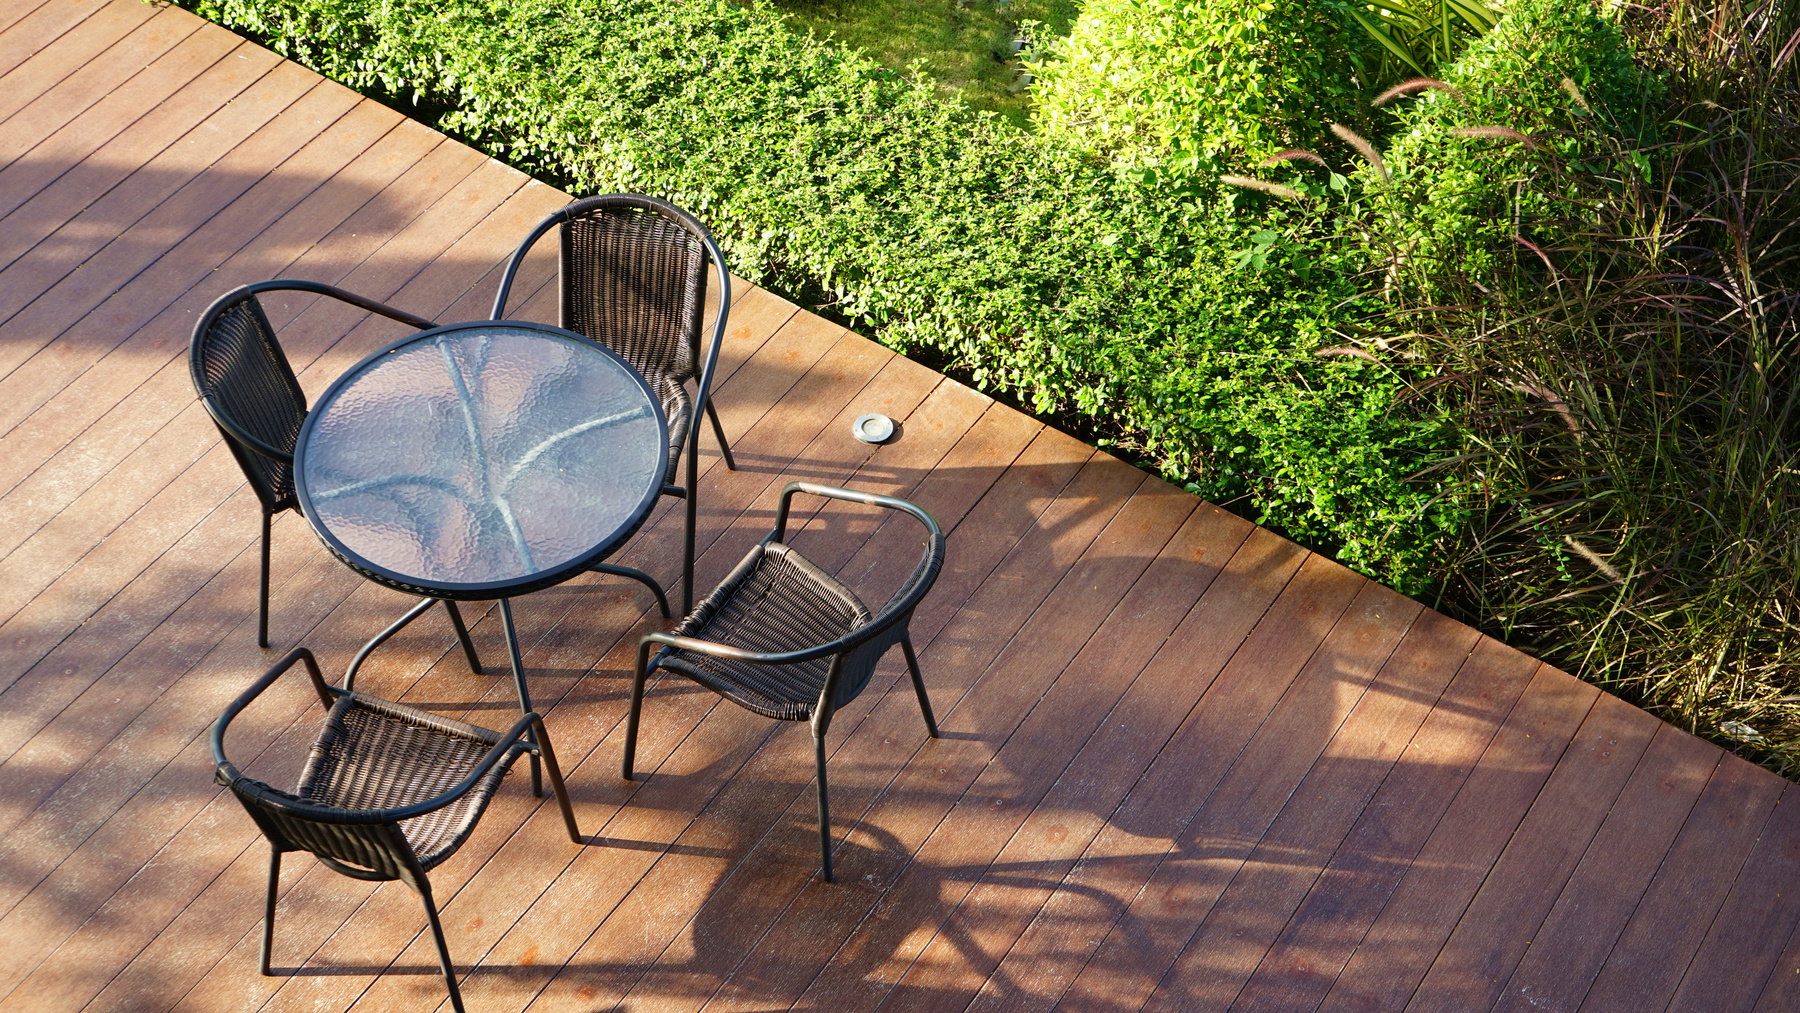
{"left": 1027, "top": 0, "right": 1374, "bottom": 174}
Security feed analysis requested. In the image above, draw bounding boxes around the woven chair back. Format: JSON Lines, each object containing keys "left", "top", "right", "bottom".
{"left": 192, "top": 296, "right": 307, "bottom": 512}
{"left": 226, "top": 777, "right": 417, "bottom": 882}
{"left": 559, "top": 203, "right": 705, "bottom": 401}
{"left": 835, "top": 537, "right": 943, "bottom": 711}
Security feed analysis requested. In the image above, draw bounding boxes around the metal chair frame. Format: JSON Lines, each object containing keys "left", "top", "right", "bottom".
{"left": 490, "top": 194, "right": 736, "bottom": 617}
{"left": 623, "top": 482, "right": 943, "bottom": 882}
{"left": 212, "top": 648, "right": 580, "bottom": 1013}
{"left": 188, "top": 279, "right": 481, "bottom": 658}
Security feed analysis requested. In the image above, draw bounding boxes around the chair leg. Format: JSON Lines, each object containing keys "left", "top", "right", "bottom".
{"left": 258, "top": 510, "right": 273, "bottom": 648}
{"left": 623, "top": 648, "right": 651, "bottom": 780}
{"left": 442, "top": 600, "right": 483, "bottom": 673}
{"left": 815, "top": 732, "right": 834, "bottom": 883}
{"left": 498, "top": 599, "right": 541, "bottom": 796}
{"left": 706, "top": 400, "right": 736, "bottom": 470}
{"left": 418, "top": 881, "right": 466, "bottom": 1013}
{"left": 902, "top": 636, "right": 939, "bottom": 738}
{"left": 682, "top": 481, "right": 697, "bottom": 616}
{"left": 531, "top": 718, "right": 582, "bottom": 842}
{"left": 259, "top": 846, "right": 281, "bottom": 975}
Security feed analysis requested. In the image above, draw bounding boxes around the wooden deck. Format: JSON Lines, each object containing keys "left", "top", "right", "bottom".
{"left": 3, "top": 2, "right": 1799, "bottom": 1010}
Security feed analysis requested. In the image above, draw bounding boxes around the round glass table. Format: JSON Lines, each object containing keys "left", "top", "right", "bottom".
{"left": 294, "top": 320, "right": 671, "bottom": 793}
{"left": 296, "top": 320, "right": 669, "bottom": 599}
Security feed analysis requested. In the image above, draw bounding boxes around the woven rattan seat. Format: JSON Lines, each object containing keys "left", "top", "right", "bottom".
{"left": 661, "top": 543, "right": 870, "bottom": 721}
{"left": 213, "top": 649, "right": 580, "bottom": 1013}
{"left": 492, "top": 195, "right": 736, "bottom": 616}
{"left": 624, "top": 482, "right": 943, "bottom": 882}
{"left": 189, "top": 279, "right": 482, "bottom": 662}
{"left": 296, "top": 694, "right": 513, "bottom": 871}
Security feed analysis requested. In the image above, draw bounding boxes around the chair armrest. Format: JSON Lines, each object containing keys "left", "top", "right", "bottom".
{"left": 640, "top": 630, "right": 845, "bottom": 668}
{"left": 230, "top": 279, "right": 437, "bottom": 330}
{"left": 211, "top": 648, "right": 336, "bottom": 772}
{"left": 772, "top": 482, "right": 942, "bottom": 544}
{"left": 221, "top": 711, "right": 549, "bottom": 825}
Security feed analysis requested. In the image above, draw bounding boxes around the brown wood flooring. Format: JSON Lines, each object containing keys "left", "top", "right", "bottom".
{"left": 2, "top": 3, "right": 1798, "bottom": 1010}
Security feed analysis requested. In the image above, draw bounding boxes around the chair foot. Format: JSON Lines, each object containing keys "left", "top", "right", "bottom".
{"left": 902, "top": 637, "right": 938, "bottom": 738}
{"left": 260, "top": 846, "right": 281, "bottom": 975}
{"left": 706, "top": 400, "right": 736, "bottom": 471}
{"left": 815, "top": 734, "right": 833, "bottom": 883}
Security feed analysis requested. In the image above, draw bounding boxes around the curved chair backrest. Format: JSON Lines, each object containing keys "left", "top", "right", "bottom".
{"left": 771, "top": 483, "right": 946, "bottom": 714}
{"left": 190, "top": 293, "right": 306, "bottom": 513}
{"left": 210, "top": 648, "right": 429, "bottom": 885}
{"left": 562, "top": 198, "right": 706, "bottom": 387}
{"left": 491, "top": 195, "right": 730, "bottom": 434}
{"left": 223, "top": 774, "right": 424, "bottom": 884}
{"left": 189, "top": 280, "right": 438, "bottom": 514}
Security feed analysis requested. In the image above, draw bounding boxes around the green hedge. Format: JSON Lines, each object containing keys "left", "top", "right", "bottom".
{"left": 1028, "top": 0, "right": 1373, "bottom": 175}
{"left": 174, "top": 0, "right": 1466, "bottom": 591}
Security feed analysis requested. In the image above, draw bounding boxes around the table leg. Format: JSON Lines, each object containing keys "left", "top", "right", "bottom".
{"left": 498, "top": 598, "right": 542, "bottom": 797}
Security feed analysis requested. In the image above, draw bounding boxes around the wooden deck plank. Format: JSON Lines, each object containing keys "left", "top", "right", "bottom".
{"left": 1226, "top": 635, "right": 1542, "bottom": 1013}
{"left": 1136, "top": 606, "right": 1479, "bottom": 1012}
{"left": 795, "top": 528, "right": 1303, "bottom": 1013}
{"left": 1036, "top": 552, "right": 1359, "bottom": 1013}
{"left": 1127, "top": 581, "right": 1423, "bottom": 1013}
{"left": 0, "top": 6, "right": 1796, "bottom": 1013}
{"left": 1313, "top": 666, "right": 1600, "bottom": 1013}
{"left": 1574, "top": 752, "right": 1780, "bottom": 1013}
{"left": 0, "top": 0, "right": 69, "bottom": 40}
{"left": 0, "top": 34, "right": 290, "bottom": 302}
{"left": 1750, "top": 909, "right": 1800, "bottom": 1013}
{"left": 0, "top": 11, "right": 219, "bottom": 247}
{"left": 1489, "top": 725, "right": 1720, "bottom": 1013}
{"left": 1401, "top": 691, "right": 1664, "bottom": 1013}
{"left": 1662, "top": 785, "right": 1800, "bottom": 1012}
{"left": 0, "top": 56, "right": 313, "bottom": 491}
{"left": 0, "top": 0, "right": 154, "bottom": 122}
{"left": 833, "top": 498, "right": 1249, "bottom": 1013}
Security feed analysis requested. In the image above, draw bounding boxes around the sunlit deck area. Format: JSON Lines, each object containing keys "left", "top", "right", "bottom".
{"left": 3, "top": 2, "right": 1800, "bottom": 1011}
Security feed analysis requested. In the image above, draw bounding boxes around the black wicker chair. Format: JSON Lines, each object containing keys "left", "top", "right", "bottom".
{"left": 622, "top": 482, "right": 943, "bottom": 882}
{"left": 491, "top": 194, "right": 737, "bottom": 616}
{"left": 212, "top": 648, "right": 580, "bottom": 1013}
{"left": 189, "top": 279, "right": 482, "bottom": 660}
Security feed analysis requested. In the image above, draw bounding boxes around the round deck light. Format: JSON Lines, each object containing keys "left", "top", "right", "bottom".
{"left": 852, "top": 413, "right": 896, "bottom": 445}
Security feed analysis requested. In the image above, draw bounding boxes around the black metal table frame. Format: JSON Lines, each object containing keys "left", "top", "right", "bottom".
{"left": 294, "top": 319, "right": 672, "bottom": 793}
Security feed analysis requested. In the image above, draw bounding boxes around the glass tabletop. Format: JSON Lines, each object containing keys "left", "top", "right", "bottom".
{"left": 295, "top": 321, "right": 668, "bottom": 598}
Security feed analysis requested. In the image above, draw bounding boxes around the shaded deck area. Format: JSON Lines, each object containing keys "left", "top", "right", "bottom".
{"left": 3, "top": 2, "right": 1800, "bottom": 1011}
